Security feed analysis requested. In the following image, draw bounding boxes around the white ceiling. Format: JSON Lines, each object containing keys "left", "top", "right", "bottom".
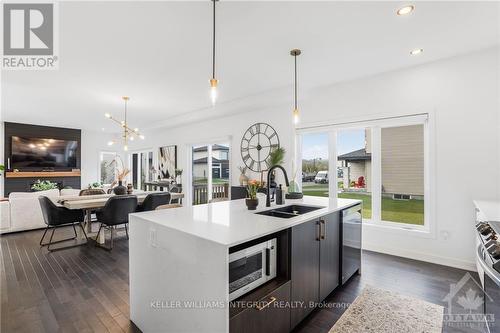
{"left": 2, "top": 1, "right": 499, "bottom": 131}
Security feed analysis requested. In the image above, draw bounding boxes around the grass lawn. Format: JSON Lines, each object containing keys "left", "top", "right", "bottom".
{"left": 302, "top": 183, "right": 424, "bottom": 225}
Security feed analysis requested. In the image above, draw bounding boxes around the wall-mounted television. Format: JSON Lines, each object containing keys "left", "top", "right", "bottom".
{"left": 11, "top": 136, "right": 78, "bottom": 169}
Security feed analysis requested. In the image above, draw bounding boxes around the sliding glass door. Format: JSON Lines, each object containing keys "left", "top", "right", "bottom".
{"left": 130, "top": 150, "right": 154, "bottom": 190}
{"left": 191, "top": 141, "right": 230, "bottom": 205}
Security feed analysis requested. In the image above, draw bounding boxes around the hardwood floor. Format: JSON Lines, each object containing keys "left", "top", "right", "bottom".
{"left": 1, "top": 226, "right": 480, "bottom": 333}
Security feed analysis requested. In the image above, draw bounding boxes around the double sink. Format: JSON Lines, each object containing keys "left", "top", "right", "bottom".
{"left": 255, "top": 204, "right": 324, "bottom": 219}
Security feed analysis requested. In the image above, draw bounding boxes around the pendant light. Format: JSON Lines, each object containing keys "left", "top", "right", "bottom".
{"left": 105, "top": 96, "right": 145, "bottom": 151}
{"left": 290, "top": 49, "right": 301, "bottom": 125}
{"left": 209, "top": 0, "right": 219, "bottom": 105}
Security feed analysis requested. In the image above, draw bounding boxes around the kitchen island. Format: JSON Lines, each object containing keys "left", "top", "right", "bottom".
{"left": 129, "top": 196, "right": 361, "bottom": 332}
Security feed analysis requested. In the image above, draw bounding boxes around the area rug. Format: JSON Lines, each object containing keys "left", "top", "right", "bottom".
{"left": 329, "top": 286, "right": 444, "bottom": 333}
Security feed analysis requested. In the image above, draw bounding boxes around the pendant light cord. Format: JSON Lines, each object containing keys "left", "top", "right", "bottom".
{"left": 212, "top": 0, "right": 216, "bottom": 80}
{"left": 294, "top": 54, "right": 297, "bottom": 110}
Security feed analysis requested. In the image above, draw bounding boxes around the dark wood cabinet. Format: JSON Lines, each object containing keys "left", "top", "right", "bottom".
{"left": 290, "top": 219, "right": 320, "bottom": 328}
{"left": 290, "top": 212, "right": 341, "bottom": 329}
{"left": 230, "top": 281, "right": 291, "bottom": 333}
{"left": 319, "top": 212, "right": 340, "bottom": 301}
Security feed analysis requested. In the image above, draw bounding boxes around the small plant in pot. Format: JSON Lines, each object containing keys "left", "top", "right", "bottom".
{"left": 31, "top": 180, "right": 58, "bottom": 192}
{"left": 238, "top": 166, "right": 249, "bottom": 186}
{"left": 246, "top": 180, "right": 259, "bottom": 210}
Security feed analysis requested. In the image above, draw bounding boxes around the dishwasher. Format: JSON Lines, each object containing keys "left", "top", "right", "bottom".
{"left": 340, "top": 204, "right": 362, "bottom": 285}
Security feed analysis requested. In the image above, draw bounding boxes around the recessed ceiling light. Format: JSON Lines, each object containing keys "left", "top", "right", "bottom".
{"left": 410, "top": 48, "right": 423, "bottom": 55}
{"left": 397, "top": 5, "right": 415, "bottom": 16}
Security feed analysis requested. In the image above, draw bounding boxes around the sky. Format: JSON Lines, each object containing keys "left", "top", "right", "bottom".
{"left": 302, "top": 128, "right": 365, "bottom": 160}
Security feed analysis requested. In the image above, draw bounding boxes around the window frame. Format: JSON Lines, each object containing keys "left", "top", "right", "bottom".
{"left": 296, "top": 113, "right": 434, "bottom": 235}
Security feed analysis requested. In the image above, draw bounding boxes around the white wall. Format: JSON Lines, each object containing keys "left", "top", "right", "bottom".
{"left": 126, "top": 47, "right": 499, "bottom": 270}
{"left": 125, "top": 105, "right": 296, "bottom": 195}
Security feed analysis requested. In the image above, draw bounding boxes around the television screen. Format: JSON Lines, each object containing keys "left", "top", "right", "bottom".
{"left": 11, "top": 136, "right": 78, "bottom": 169}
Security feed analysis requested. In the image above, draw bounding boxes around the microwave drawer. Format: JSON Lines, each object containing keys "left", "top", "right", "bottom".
{"left": 230, "top": 281, "right": 291, "bottom": 333}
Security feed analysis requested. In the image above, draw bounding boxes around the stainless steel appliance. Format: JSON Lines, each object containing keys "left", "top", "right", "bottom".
{"left": 475, "top": 221, "right": 500, "bottom": 333}
{"left": 229, "top": 238, "right": 277, "bottom": 301}
{"left": 340, "top": 204, "right": 362, "bottom": 285}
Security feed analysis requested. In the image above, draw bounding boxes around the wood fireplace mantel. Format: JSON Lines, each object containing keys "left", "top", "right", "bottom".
{"left": 5, "top": 171, "right": 81, "bottom": 178}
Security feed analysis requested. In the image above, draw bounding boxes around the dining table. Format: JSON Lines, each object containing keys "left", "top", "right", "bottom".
{"left": 56, "top": 191, "right": 184, "bottom": 244}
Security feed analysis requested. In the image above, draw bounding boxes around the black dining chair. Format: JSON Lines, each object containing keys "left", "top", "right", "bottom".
{"left": 79, "top": 188, "right": 106, "bottom": 224}
{"left": 95, "top": 195, "right": 138, "bottom": 250}
{"left": 38, "top": 196, "right": 87, "bottom": 252}
{"left": 137, "top": 192, "right": 171, "bottom": 212}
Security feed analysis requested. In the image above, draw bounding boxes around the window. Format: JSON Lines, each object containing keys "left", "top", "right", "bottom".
{"left": 297, "top": 115, "right": 429, "bottom": 230}
{"left": 337, "top": 128, "right": 372, "bottom": 219}
{"left": 380, "top": 124, "right": 424, "bottom": 226}
{"left": 301, "top": 132, "right": 329, "bottom": 198}
{"left": 191, "top": 141, "right": 230, "bottom": 205}
{"left": 100, "top": 152, "right": 117, "bottom": 185}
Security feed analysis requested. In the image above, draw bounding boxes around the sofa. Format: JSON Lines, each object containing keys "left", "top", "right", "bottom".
{"left": 0, "top": 188, "right": 81, "bottom": 234}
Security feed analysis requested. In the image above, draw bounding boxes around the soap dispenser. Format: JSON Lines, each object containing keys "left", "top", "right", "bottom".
{"left": 276, "top": 184, "right": 284, "bottom": 205}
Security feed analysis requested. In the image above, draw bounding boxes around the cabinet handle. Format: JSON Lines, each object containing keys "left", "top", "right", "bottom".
{"left": 256, "top": 296, "right": 277, "bottom": 311}
{"left": 320, "top": 220, "right": 326, "bottom": 239}
{"left": 316, "top": 221, "right": 321, "bottom": 241}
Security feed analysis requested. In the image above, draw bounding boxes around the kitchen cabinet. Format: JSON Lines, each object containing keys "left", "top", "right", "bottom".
{"left": 230, "top": 281, "right": 291, "bottom": 333}
{"left": 290, "top": 212, "right": 341, "bottom": 329}
{"left": 319, "top": 212, "right": 340, "bottom": 300}
{"left": 290, "top": 219, "right": 320, "bottom": 328}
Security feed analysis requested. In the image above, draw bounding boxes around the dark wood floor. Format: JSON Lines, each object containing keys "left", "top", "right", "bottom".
{"left": 1, "top": 226, "right": 480, "bottom": 333}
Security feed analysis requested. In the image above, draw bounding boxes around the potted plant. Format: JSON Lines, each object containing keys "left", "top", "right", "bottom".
{"left": 0, "top": 164, "right": 4, "bottom": 176}
{"left": 246, "top": 180, "right": 259, "bottom": 210}
{"left": 31, "top": 180, "right": 59, "bottom": 192}
{"left": 238, "top": 166, "right": 249, "bottom": 186}
{"left": 88, "top": 181, "right": 103, "bottom": 189}
{"left": 267, "top": 147, "right": 286, "bottom": 192}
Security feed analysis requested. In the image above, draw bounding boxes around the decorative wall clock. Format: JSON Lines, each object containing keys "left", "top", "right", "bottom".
{"left": 240, "top": 123, "right": 280, "bottom": 172}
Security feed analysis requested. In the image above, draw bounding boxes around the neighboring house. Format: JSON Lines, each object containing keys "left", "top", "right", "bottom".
{"left": 338, "top": 148, "right": 372, "bottom": 192}
{"left": 193, "top": 144, "right": 230, "bottom": 180}
{"left": 338, "top": 126, "right": 424, "bottom": 197}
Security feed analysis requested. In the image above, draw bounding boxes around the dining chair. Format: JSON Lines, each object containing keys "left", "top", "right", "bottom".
{"left": 79, "top": 188, "right": 106, "bottom": 196}
{"left": 137, "top": 192, "right": 171, "bottom": 212}
{"left": 155, "top": 204, "right": 183, "bottom": 210}
{"left": 79, "top": 188, "right": 106, "bottom": 225}
{"left": 38, "top": 196, "right": 87, "bottom": 252}
{"left": 95, "top": 195, "right": 137, "bottom": 250}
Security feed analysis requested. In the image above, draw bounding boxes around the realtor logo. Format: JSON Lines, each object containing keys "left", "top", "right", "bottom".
{"left": 2, "top": 2, "right": 58, "bottom": 69}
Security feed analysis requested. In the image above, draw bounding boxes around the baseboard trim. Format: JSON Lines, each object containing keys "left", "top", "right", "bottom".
{"left": 363, "top": 241, "right": 476, "bottom": 272}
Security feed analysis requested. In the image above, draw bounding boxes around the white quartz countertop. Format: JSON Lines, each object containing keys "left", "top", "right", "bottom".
{"left": 474, "top": 200, "right": 500, "bottom": 221}
{"left": 130, "top": 196, "right": 361, "bottom": 247}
